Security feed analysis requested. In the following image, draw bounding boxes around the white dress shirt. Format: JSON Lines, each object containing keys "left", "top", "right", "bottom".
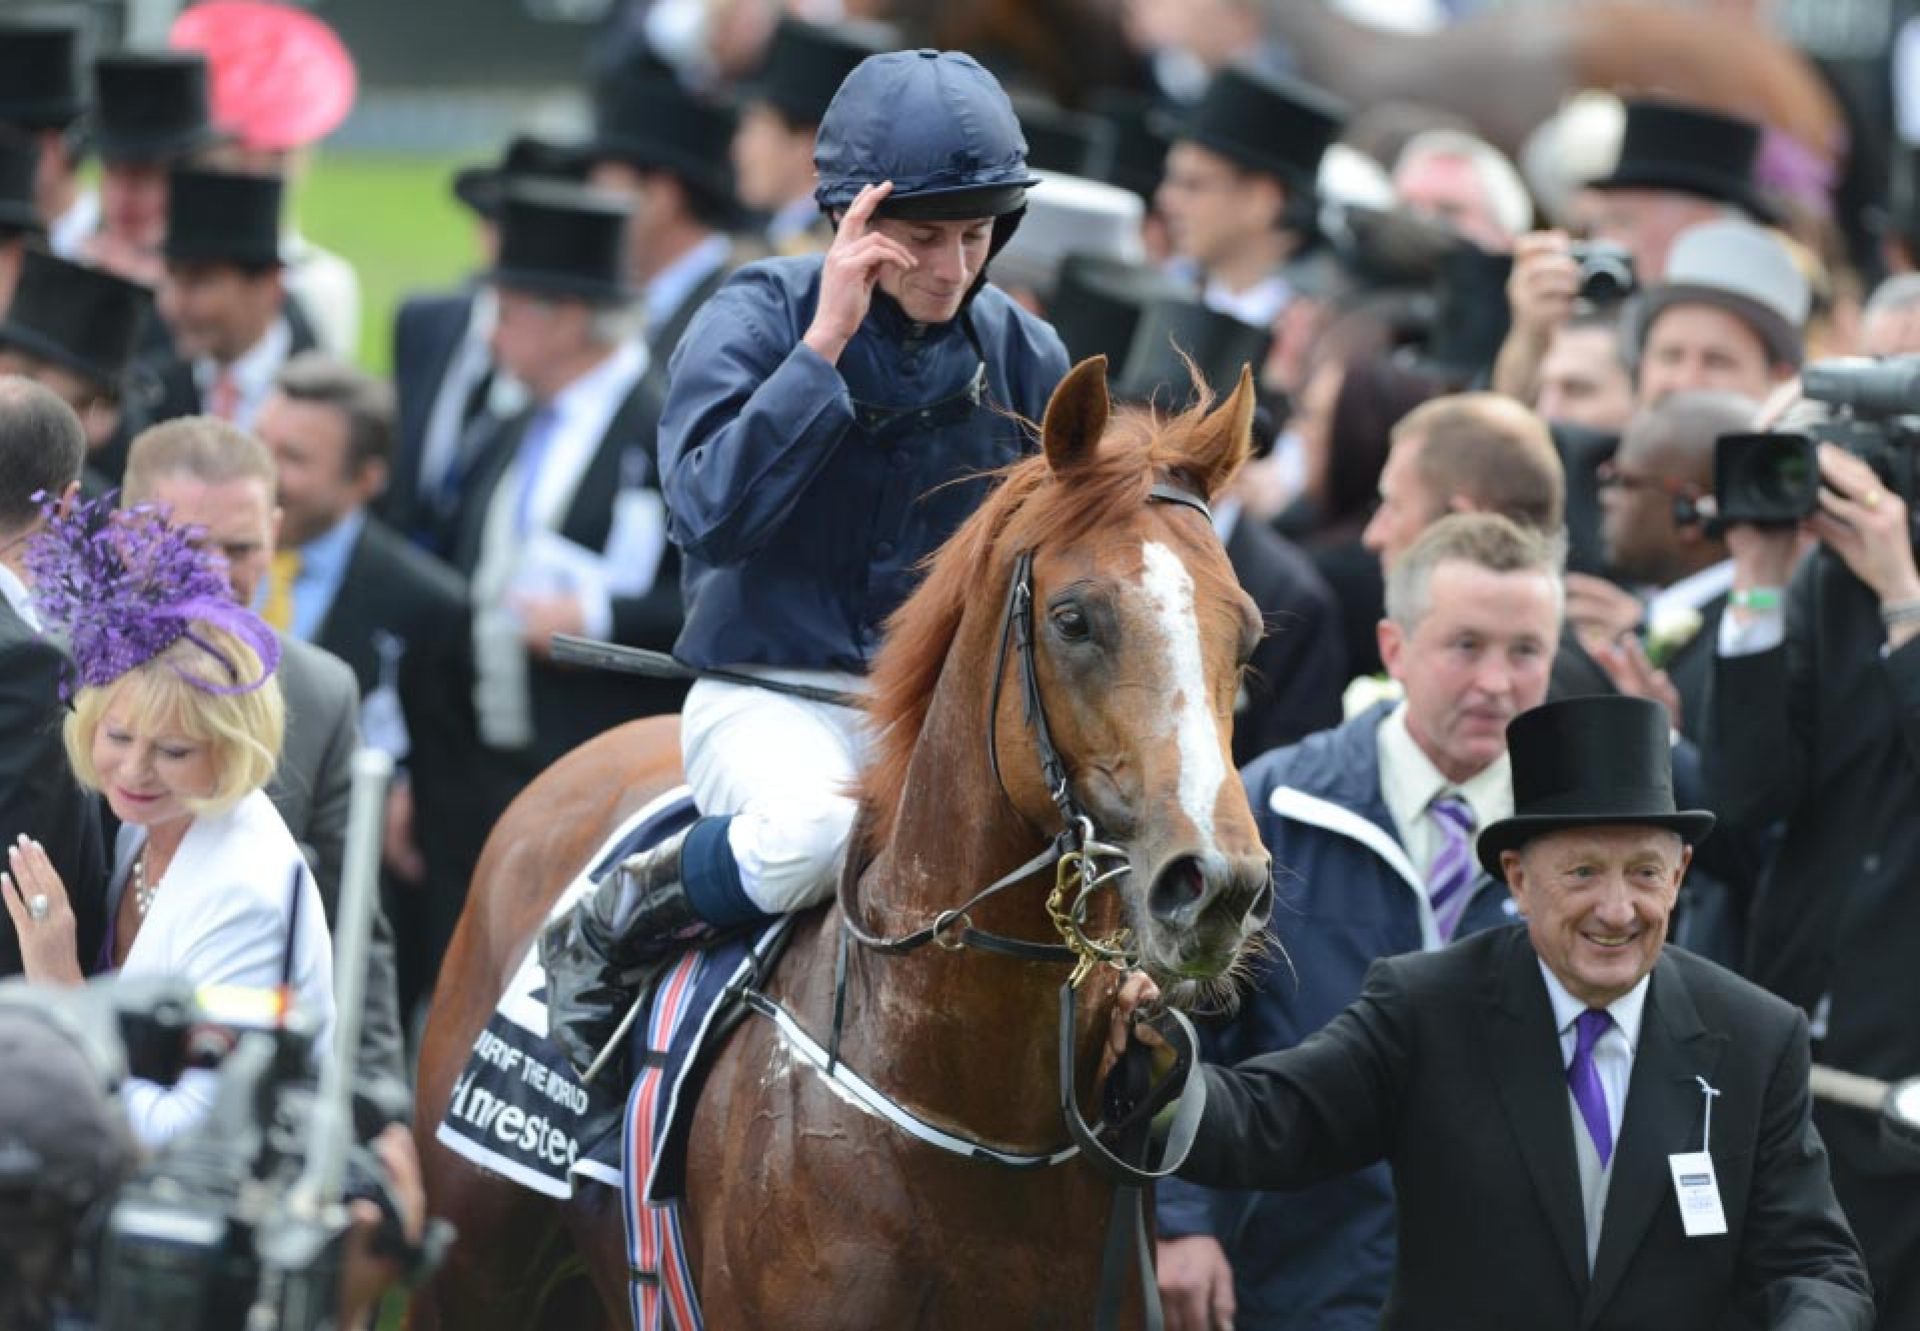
{"left": 1539, "top": 959, "right": 1650, "bottom": 1154}
{"left": 1376, "top": 702, "right": 1513, "bottom": 881}
{"left": 1203, "top": 272, "right": 1291, "bottom": 328}
{"left": 193, "top": 316, "right": 293, "bottom": 431}
{"left": 417, "top": 286, "right": 501, "bottom": 501}
{"left": 0, "top": 560, "right": 37, "bottom": 630}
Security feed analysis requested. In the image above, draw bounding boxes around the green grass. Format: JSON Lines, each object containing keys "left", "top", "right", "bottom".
{"left": 292, "top": 151, "right": 483, "bottom": 373}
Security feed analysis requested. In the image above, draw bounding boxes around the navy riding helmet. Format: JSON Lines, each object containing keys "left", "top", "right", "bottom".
{"left": 813, "top": 48, "right": 1037, "bottom": 260}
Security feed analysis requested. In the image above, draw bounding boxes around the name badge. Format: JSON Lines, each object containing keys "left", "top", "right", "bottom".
{"left": 1667, "top": 1151, "right": 1728, "bottom": 1236}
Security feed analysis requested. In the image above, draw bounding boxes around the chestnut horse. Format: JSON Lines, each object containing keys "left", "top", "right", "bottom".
{"left": 413, "top": 357, "right": 1275, "bottom": 1329}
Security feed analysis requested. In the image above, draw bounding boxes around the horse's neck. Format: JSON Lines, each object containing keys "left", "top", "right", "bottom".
{"left": 846, "top": 671, "right": 1111, "bottom": 1150}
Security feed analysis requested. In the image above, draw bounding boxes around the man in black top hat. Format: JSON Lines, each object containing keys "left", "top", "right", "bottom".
{"left": 1122, "top": 692, "right": 1873, "bottom": 1331}
{"left": 385, "top": 135, "right": 583, "bottom": 551}
{"left": 583, "top": 66, "right": 749, "bottom": 375}
{"left": 451, "top": 179, "right": 685, "bottom": 788}
{"left": 0, "top": 18, "right": 90, "bottom": 258}
{"left": 1495, "top": 99, "right": 1773, "bottom": 409}
{"left": 149, "top": 167, "right": 314, "bottom": 430}
{"left": 1156, "top": 66, "right": 1345, "bottom": 332}
{"left": 733, "top": 18, "right": 889, "bottom": 257}
{"left": 83, "top": 51, "right": 222, "bottom": 287}
{"left": 0, "top": 249, "right": 152, "bottom": 491}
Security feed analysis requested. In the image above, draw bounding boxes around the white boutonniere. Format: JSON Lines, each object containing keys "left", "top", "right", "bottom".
{"left": 1341, "top": 673, "right": 1404, "bottom": 720}
{"left": 1645, "top": 605, "right": 1705, "bottom": 669}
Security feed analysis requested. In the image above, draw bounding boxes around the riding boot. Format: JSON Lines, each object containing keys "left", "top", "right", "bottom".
{"left": 540, "top": 824, "right": 722, "bottom": 1078}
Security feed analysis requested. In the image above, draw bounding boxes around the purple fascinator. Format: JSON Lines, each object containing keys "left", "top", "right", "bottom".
{"left": 24, "top": 493, "right": 281, "bottom": 697}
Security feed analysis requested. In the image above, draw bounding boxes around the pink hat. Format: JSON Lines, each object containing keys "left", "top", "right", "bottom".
{"left": 169, "top": 1, "right": 356, "bottom": 152}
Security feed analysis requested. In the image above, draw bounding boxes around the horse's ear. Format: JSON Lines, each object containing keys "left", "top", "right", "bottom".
{"left": 1041, "top": 355, "right": 1110, "bottom": 475}
{"left": 1186, "top": 364, "right": 1257, "bottom": 499}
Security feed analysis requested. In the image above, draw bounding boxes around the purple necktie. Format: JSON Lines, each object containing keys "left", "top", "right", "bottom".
{"left": 1425, "top": 795, "right": 1476, "bottom": 940}
{"left": 1568, "top": 1008, "right": 1614, "bottom": 1166}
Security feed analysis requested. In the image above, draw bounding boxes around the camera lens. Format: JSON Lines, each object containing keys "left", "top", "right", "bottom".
{"left": 1715, "top": 431, "right": 1820, "bottom": 526}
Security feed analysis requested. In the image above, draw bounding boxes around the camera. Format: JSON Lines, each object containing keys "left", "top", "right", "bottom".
{"left": 1569, "top": 241, "right": 1636, "bottom": 304}
{"left": 1715, "top": 355, "right": 1920, "bottom": 528}
{"left": 0, "top": 977, "right": 378, "bottom": 1331}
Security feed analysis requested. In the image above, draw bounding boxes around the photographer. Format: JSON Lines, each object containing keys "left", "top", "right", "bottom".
{"left": 1705, "top": 371, "right": 1920, "bottom": 1324}
{"left": 1490, "top": 97, "right": 1773, "bottom": 406}
{"left": 0, "top": 982, "right": 425, "bottom": 1331}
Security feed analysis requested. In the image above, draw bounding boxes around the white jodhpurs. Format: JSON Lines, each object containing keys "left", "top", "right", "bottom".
{"left": 680, "top": 670, "right": 873, "bottom": 915}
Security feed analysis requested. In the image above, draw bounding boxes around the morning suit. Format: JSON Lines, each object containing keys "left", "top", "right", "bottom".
{"left": 451, "top": 365, "right": 688, "bottom": 779}
{"left": 0, "top": 597, "right": 106, "bottom": 976}
{"left": 1183, "top": 925, "right": 1874, "bottom": 1330}
{"left": 386, "top": 287, "right": 484, "bottom": 544}
{"left": 109, "top": 790, "right": 334, "bottom": 1149}
{"left": 1223, "top": 508, "right": 1345, "bottom": 766}
{"left": 270, "top": 632, "right": 409, "bottom": 1099}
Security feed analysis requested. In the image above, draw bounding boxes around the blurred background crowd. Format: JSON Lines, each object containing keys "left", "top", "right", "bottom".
{"left": 4, "top": 0, "right": 1920, "bottom": 1326}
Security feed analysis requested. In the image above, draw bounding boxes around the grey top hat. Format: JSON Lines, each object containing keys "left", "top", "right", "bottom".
{"left": 1631, "top": 218, "right": 1810, "bottom": 369}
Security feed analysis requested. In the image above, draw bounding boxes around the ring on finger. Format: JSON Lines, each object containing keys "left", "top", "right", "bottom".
{"left": 1864, "top": 489, "right": 1885, "bottom": 509}
{"left": 27, "top": 893, "right": 48, "bottom": 922}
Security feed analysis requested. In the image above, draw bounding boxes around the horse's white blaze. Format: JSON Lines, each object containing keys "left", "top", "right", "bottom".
{"left": 1139, "top": 541, "right": 1227, "bottom": 852}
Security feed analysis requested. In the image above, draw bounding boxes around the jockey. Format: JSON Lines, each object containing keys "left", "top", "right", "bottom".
{"left": 541, "top": 48, "right": 1072, "bottom": 1074}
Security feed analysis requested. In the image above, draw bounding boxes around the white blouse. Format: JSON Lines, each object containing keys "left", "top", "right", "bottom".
{"left": 107, "top": 789, "right": 335, "bottom": 1149}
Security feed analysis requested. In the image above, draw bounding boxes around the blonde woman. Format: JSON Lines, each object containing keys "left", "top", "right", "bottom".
{"left": 2, "top": 499, "right": 332, "bottom": 1148}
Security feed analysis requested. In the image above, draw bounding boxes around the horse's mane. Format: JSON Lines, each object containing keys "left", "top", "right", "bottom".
{"left": 857, "top": 391, "right": 1229, "bottom": 851}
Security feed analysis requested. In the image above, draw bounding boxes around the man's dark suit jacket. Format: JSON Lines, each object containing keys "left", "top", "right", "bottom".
{"left": 311, "top": 514, "right": 490, "bottom": 972}
{"left": 451, "top": 372, "right": 689, "bottom": 780}
{"left": 144, "top": 311, "right": 319, "bottom": 426}
{"left": 1184, "top": 925, "right": 1874, "bottom": 1330}
{"left": 385, "top": 288, "right": 478, "bottom": 542}
{"left": 0, "top": 597, "right": 105, "bottom": 975}
{"left": 1224, "top": 513, "right": 1345, "bottom": 766}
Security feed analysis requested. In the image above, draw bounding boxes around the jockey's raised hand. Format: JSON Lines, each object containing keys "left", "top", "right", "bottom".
{"left": 804, "top": 181, "right": 917, "bottom": 364}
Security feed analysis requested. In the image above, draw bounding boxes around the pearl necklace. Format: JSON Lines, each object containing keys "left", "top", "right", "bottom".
{"left": 133, "top": 847, "right": 157, "bottom": 917}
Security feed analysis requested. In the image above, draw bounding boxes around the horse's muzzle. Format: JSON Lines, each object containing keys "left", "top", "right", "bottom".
{"left": 1145, "top": 849, "right": 1274, "bottom": 943}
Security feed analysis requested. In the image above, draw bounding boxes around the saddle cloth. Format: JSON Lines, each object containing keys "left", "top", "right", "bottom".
{"left": 434, "top": 785, "right": 698, "bottom": 1197}
{"left": 433, "top": 784, "right": 791, "bottom": 1331}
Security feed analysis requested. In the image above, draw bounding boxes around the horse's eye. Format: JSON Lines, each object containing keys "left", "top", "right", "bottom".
{"left": 1051, "top": 604, "right": 1091, "bottom": 642}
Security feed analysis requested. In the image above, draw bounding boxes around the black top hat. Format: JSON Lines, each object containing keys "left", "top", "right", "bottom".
{"left": 0, "top": 128, "right": 42, "bottom": 233}
{"left": 743, "top": 18, "right": 891, "bottom": 129}
{"left": 0, "top": 248, "right": 153, "bottom": 390}
{"left": 484, "top": 180, "right": 633, "bottom": 304}
{"left": 0, "top": 20, "right": 86, "bottom": 127}
{"left": 1476, "top": 696, "right": 1715, "bottom": 877}
{"left": 93, "top": 51, "right": 222, "bottom": 163}
{"left": 1113, "top": 296, "right": 1270, "bottom": 404}
{"left": 1047, "top": 253, "right": 1188, "bottom": 367}
{"left": 1013, "top": 97, "right": 1116, "bottom": 180}
{"left": 1590, "top": 99, "right": 1774, "bottom": 223}
{"left": 1158, "top": 66, "right": 1345, "bottom": 190}
{"left": 1089, "top": 91, "right": 1170, "bottom": 204}
{"left": 164, "top": 168, "right": 283, "bottom": 268}
{"left": 452, "top": 135, "right": 586, "bottom": 220}
{"left": 587, "top": 69, "right": 736, "bottom": 204}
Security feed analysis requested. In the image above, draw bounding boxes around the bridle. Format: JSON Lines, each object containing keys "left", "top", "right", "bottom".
{"left": 738, "top": 479, "right": 1224, "bottom": 1331}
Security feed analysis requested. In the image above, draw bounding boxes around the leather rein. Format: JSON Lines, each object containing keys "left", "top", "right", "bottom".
{"left": 737, "top": 480, "right": 1220, "bottom": 1331}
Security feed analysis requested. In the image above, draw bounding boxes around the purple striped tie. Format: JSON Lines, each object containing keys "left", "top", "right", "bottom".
{"left": 1425, "top": 795, "right": 1476, "bottom": 941}
{"left": 1568, "top": 1008, "right": 1614, "bottom": 1166}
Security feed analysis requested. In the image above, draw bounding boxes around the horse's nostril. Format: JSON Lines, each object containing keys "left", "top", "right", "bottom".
{"left": 1147, "top": 855, "right": 1208, "bottom": 923}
